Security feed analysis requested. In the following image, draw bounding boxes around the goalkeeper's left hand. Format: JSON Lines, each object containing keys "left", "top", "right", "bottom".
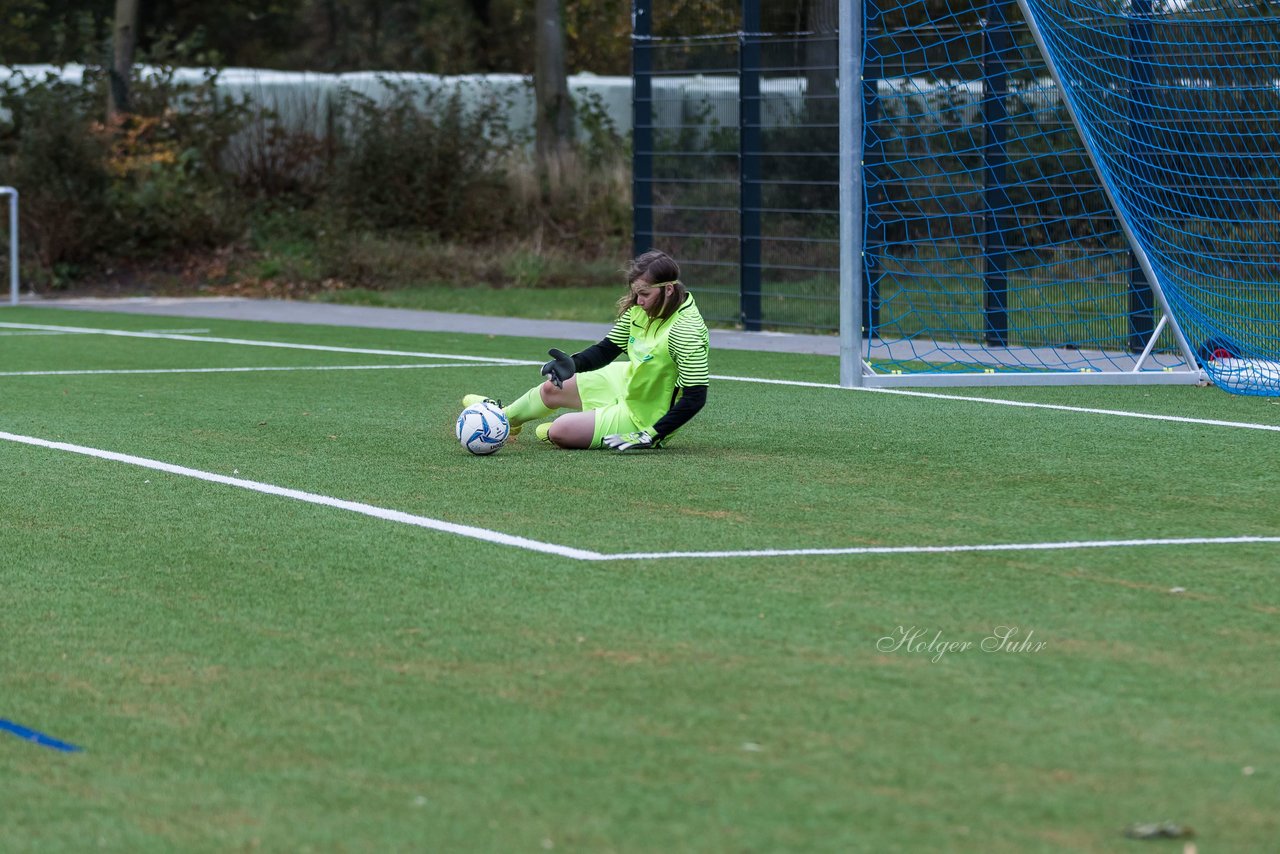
{"left": 541, "top": 348, "right": 576, "bottom": 389}
{"left": 602, "top": 430, "right": 657, "bottom": 452}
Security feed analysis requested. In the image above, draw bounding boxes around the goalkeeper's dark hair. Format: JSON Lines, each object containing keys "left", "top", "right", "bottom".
{"left": 617, "top": 249, "right": 686, "bottom": 321}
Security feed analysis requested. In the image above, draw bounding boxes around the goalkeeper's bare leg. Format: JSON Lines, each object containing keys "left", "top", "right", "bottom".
{"left": 541, "top": 409, "right": 595, "bottom": 449}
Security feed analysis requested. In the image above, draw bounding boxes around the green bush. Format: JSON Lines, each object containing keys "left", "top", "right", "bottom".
{"left": 0, "top": 64, "right": 631, "bottom": 293}
{"left": 325, "top": 78, "right": 522, "bottom": 240}
{"left": 0, "top": 64, "right": 252, "bottom": 284}
{"left": 103, "top": 66, "right": 253, "bottom": 254}
{"left": 0, "top": 69, "right": 115, "bottom": 279}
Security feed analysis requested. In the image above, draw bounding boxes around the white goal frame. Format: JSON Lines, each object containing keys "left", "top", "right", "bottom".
{"left": 835, "top": 4, "right": 1206, "bottom": 389}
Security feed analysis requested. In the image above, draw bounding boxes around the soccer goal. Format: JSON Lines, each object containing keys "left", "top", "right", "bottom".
{"left": 632, "top": 1, "right": 1279, "bottom": 393}
{"left": 838, "top": 0, "right": 1280, "bottom": 391}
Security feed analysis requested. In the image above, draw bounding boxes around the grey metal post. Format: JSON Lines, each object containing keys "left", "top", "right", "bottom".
{"left": 1, "top": 187, "right": 16, "bottom": 305}
{"left": 982, "top": 2, "right": 1011, "bottom": 347}
{"left": 739, "top": 0, "right": 763, "bottom": 331}
{"left": 839, "top": 0, "right": 865, "bottom": 386}
{"left": 631, "top": 0, "right": 654, "bottom": 258}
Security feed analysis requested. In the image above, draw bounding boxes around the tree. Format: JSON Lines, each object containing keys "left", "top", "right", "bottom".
{"left": 803, "top": 0, "right": 838, "bottom": 102}
{"left": 108, "top": 0, "right": 139, "bottom": 120}
{"left": 534, "top": 0, "right": 574, "bottom": 179}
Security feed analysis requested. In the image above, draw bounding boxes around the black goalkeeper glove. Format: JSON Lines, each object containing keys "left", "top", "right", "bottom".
{"left": 603, "top": 430, "right": 657, "bottom": 452}
{"left": 541, "top": 348, "right": 575, "bottom": 388}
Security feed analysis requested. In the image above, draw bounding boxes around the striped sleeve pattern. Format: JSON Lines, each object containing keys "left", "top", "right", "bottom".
{"left": 669, "top": 313, "right": 711, "bottom": 387}
{"left": 606, "top": 314, "right": 631, "bottom": 350}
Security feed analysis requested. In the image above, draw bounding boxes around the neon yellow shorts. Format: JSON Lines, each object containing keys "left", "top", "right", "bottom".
{"left": 575, "top": 362, "right": 641, "bottom": 449}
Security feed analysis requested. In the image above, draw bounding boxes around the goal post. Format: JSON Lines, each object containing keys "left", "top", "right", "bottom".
{"left": 836, "top": 0, "right": 1278, "bottom": 392}
{"left": 838, "top": 0, "right": 866, "bottom": 387}
{"left": 1, "top": 186, "right": 16, "bottom": 306}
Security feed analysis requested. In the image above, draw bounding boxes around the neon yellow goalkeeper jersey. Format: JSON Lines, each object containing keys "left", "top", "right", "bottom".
{"left": 604, "top": 294, "right": 710, "bottom": 431}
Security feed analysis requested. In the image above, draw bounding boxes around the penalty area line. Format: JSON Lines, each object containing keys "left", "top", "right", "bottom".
{"left": 3, "top": 430, "right": 1278, "bottom": 564}
{"left": 0, "top": 431, "right": 603, "bottom": 561}
{"left": 600, "top": 536, "right": 1280, "bottom": 561}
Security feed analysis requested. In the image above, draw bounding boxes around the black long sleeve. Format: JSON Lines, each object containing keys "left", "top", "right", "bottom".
{"left": 572, "top": 339, "right": 623, "bottom": 373}
{"left": 652, "top": 384, "right": 707, "bottom": 440}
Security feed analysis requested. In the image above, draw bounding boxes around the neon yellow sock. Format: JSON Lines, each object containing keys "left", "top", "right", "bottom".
{"left": 503, "top": 384, "right": 554, "bottom": 427}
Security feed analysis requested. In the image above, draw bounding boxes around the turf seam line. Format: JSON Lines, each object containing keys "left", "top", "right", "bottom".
{"left": 4, "top": 430, "right": 1279, "bottom": 562}
{"left": 0, "top": 431, "right": 604, "bottom": 561}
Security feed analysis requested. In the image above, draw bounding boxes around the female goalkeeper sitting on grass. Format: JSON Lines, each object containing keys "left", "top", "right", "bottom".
{"left": 465, "top": 250, "right": 710, "bottom": 451}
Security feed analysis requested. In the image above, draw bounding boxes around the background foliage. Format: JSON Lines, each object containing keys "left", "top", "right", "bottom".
{"left": 0, "top": 0, "right": 636, "bottom": 74}
{"left": 1, "top": 1, "right": 839, "bottom": 74}
{"left": 0, "top": 1, "right": 689, "bottom": 293}
{"left": 0, "top": 1, "right": 888, "bottom": 297}
{"left": 0, "top": 59, "right": 631, "bottom": 292}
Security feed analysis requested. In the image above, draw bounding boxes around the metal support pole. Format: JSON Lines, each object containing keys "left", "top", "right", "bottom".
{"left": 631, "top": 0, "right": 654, "bottom": 258}
{"left": 861, "top": 0, "right": 883, "bottom": 336}
{"left": 1130, "top": 314, "right": 1168, "bottom": 372}
{"left": 839, "top": 0, "right": 866, "bottom": 385}
{"left": 739, "top": 0, "right": 763, "bottom": 331}
{"left": 1126, "top": 0, "right": 1156, "bottom": 352}
{"left": 1, "top": 187, "right": 17, "bottom": 306}
{"left": 982, "top": 2, "right": 1011, "bottom": 347}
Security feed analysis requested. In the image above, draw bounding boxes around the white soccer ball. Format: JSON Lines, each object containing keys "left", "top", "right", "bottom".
{"left": 456, "top": 401, "right": 509, "bottom": 455}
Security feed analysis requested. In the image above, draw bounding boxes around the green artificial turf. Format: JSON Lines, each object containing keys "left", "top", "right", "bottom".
{"left": 2, "top": 305, "right": 1278, "bottom": 852}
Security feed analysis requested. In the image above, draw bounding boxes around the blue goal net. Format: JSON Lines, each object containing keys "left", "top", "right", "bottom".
{"left": 1017, "top": 0, "right": 1280, "bottom": 394}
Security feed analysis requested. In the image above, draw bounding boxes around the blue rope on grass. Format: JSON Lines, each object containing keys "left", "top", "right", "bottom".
{"left": 0, "top": 718, "right": 83, "bottom": 752}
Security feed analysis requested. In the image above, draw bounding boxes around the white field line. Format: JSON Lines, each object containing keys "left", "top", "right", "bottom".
{"left": 0, "top": 431, "right": 604, "bottom": 561}
{"left": 862, "top": 385, "right": 1280, "bottom": 434}
{"left": 0, "top": 321, "right": 540, "bottom": 366}
{"left": 0, "top": 327, "right": 209, "bottom": 337}
{"left": 0, "top": 330, "right": 90, "bottom": 337}
{"left": 601, "top": 536, "right": 1280, "bottom": 561}
{"left": 0, "top": 362, "right": 520, "bottom": 378}
{"left": 711, "top": 373, "right": 842, "bottom": 390}
{"left": 3, "top": 430, "right": 1278, "bottom": 563}
{"left": 3, "top": 319, "right": 1274, "bottom": 434}
{"left": 710, "top": 374, "right": 1280, "bottom": 433}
